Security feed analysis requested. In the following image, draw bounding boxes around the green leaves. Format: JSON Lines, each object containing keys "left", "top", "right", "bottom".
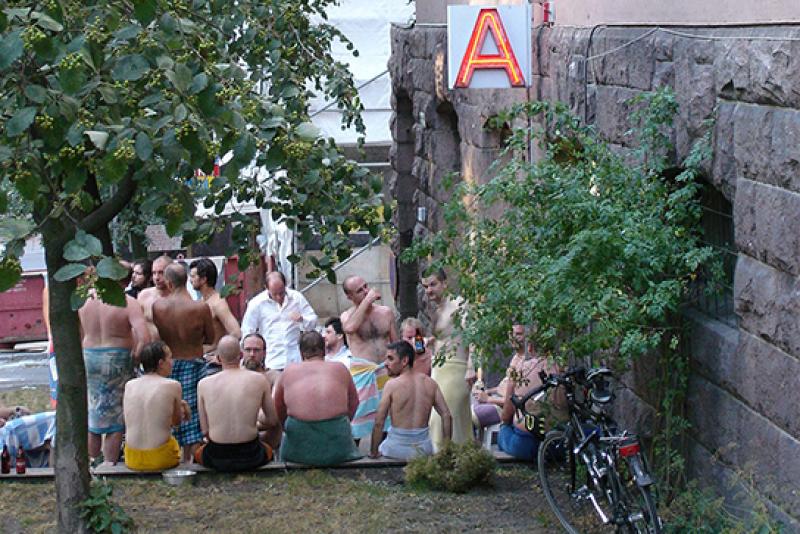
{"left": 135, "top": 132, "right": 152, "bottom": 161}
{"left": 97, "top": 257, "right": 129, "bottom": 280}
{"left": 0, "top": 30, "right": 23, "bottom": 70}
{"left": 111, "top": 54, "right": 149, "bottom": 81}
{"left": 63, "top": 230, "right": 102, "bottom": 261}
{"left": 0, "top": 256, "right": 22, "bottom": 292}
{"left": 6, "top": 107, "right": 37, "bottom": 137}
{"left": 133, "top": 0, "right": 158, "bottom": 26}
{"left": 0, "top": 218, "right": 34, "bottom": 241}
{"left": 54, "top": 263, "right": 87, "bottom": 281}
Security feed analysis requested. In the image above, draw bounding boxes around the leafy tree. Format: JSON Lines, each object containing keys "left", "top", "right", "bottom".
{"left": 404, "top": 89, "right": 720, "bottom": 485}
{"left": 0, "top": 1, "right": 383, "bottom": 530}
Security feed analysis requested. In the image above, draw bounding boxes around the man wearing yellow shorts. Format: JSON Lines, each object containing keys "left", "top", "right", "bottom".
{"left": 123, "top": 342, "right": 190, "bottom": 471}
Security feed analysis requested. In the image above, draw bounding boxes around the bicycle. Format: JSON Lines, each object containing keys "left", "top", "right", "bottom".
{"left": 512, "top": 367, "right": 662, "bottom": 533}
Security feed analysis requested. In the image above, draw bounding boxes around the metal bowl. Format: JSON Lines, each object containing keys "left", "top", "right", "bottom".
{"left": 162, "top": 469, "right": 196, "bottom": 486}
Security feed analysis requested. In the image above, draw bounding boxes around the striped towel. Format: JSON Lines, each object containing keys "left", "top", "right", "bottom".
{"left": 0, "top": 411, "right": 56, "bottom": 459}
{"left": 349, "top": 358, "right": 391, "bottom": 439}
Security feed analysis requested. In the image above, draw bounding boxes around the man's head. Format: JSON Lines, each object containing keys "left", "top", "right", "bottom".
{"left": 343, "top": 275, "right": 369, "bottom": 305}
{"left": 323, "top": 317, "right": 347, "bottom": 354}
{"left": 266, "top": 271, "right": 287, "bottom": 305}
{"left": 511, "top": 324, "right": 527, "bottom": 352}
{"left": 131, "top": 260, "right": 152, "bottom": 290}
{"left": 164, "top": 263, "right": 187, "bottom": 292}
{"left": 385, "top": 341, "right": 415, "bottom": 377}
{"left": 189, "top": 258, "right": 217, "bottom": 291}
{"left": 140, "top": 341, "right": 172, "bottom": 376}
{"left": 241, "top": 333, "right": 267, "bottom": 371}
{"left": 400, "top": 317, "right": 425, "bottom": 346}
{"left": 421, "top": 269, "right": 447, "bottom": 304}
{"left": 152, "top": 255, "right": 173, "bottom": 291}
{"left": 299, "top": 331, "right": 325, "bottom": 360}
{"left": 217, "top": 335, "right": 241, "bottom": 366}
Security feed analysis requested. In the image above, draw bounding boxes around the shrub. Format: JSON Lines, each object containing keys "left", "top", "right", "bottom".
{"left": 404, "top": 441, "right": 496, "bottom": 493}
{"left": 78, "top": 479, "right": 134, "bottom": 534}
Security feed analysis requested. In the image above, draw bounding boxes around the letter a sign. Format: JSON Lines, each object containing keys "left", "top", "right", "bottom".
{"left": 448, "top": 5, "right": 531, "bottom": 89}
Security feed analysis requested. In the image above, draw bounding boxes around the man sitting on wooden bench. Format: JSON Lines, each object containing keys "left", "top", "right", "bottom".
{"left": 274, "top": 331, "right": 362, "bottom": 466}
{"left": 195, "top": 336, "right": 280, "bottom": 471}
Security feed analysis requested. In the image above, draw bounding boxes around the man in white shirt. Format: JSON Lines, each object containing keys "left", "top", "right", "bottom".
{"left": 323, "top": 317, "right": 351, "bottom": 369}
{"left": 240, "top": 271, "right": 317, "bottom": 371}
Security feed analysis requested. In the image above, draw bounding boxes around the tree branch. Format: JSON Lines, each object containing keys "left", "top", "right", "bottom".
{"left": 79, "top": 170, "right": 138, "bottom": 235}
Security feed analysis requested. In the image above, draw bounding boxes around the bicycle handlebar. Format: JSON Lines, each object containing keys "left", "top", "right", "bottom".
{"left": 510, "top": 366, "right": 587, "bottom": 411}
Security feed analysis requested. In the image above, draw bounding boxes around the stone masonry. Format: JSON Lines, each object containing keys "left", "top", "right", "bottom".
{"left": 389, "top": 23, "right": 800, "bottom": 528}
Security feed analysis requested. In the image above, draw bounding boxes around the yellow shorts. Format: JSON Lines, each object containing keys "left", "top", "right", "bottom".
{"left": 124, "top": 436, "right": 181, "bottom": 472}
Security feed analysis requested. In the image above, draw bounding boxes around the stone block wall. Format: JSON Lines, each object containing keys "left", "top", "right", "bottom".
{"left": 389, "top": 23, "right": 800, "bottom": 527}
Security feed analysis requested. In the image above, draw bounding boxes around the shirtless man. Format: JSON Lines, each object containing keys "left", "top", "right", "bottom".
{"left": 137, "top": 255, "right": 172, "bottom": 340}
{"left": 152, "top": 263, "right": 216, "bottom": 462}
{"left": 341, "top": 275, "right": 398, "bottom": 363}
{"left": 78, "top": 288, "right": 151, "bottom": 465}
{"left": 123, "top": 341, "right": 189, "bottom": 471}
{"left": 195, "top": 336, "right": 279, "bottom": 471}
{"left": 421, "top": 269, "right": 475, "bottom": 449}
{"left": 189, "top": 258, "right": 241, "bottom": 370}
{"left": 274, "top": 331, "right": 362, "bottom": 465}
{"left": 371, "top": 341, "right": 451, "bottom": 459}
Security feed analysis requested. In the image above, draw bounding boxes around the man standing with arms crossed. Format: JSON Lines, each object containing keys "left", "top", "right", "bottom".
{"left": 341, "top": 275, "right": 398, "bottom": 363}
{"left": 370, "top": 341, "right": 451, "bottom": 460}
{"left": 152, "top": 263, "right": 216, "bottom": 462}
{"left": 241, "top": 271, "right": 317, "bottom": 381}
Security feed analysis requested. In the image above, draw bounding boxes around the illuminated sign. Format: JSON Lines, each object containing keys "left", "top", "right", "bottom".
{"left": 448, "top": 5, "right": 531, "bottom": 89}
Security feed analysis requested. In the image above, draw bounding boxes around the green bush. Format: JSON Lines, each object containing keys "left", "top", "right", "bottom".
{"left": 662, "top": 482, "right": 784, "bottom": 534}
{"left": 78, "top": 479, "right": 134, "bottom": 534}
{"left": 404, "top": 441, "right": 496, "bottom": 493}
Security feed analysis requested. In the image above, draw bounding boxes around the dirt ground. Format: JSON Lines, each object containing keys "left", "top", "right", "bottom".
{"left": 0, "top": 465, "right": 558, "bottom": 533}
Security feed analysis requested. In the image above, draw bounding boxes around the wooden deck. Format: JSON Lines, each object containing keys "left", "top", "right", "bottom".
{"left": 0, "top": 449, "right": 523, "bottom": 480}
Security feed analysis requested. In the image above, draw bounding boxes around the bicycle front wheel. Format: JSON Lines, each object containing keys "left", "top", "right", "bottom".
{"left": 538, "top": 430, "right": 607, "bottom": 534}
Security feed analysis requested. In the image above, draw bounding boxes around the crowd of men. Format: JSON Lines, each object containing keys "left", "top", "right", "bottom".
{"left": 61, "top": 256, "right": 550, "bottom": 473}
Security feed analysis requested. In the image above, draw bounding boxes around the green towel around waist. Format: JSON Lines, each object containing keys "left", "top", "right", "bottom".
{"left": 280, "top": 415, "right": 363, "bottom": 466}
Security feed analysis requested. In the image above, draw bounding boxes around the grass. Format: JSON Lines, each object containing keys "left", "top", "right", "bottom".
{"left": 0, "top": 386, "right": 51, "bottom": 414}
{"left": 0, "top": 467, "right": 553, "bottom": 533}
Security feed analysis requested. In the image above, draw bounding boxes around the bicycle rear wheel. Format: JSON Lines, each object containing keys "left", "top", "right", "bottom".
{"left": 616, "top": 457, "right": 661, "bottom": 534}
{"left": 538, "top": 430, "right": 607, "bottom": 534}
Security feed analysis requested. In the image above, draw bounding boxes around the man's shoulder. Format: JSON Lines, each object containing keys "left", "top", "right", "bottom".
{"left": 138, "top": 287, "right": 157, "bottom": 302}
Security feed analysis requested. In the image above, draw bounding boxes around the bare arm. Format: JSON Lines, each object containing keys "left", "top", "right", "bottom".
{"left": 197, "top": 381, "right": 209, "bottom": 438}
{"left": 170, "top": 388, "right": 183, "bottom": 427}
{"left": 42, "top": 287, "right": 51, "bottom": 337}
{"left": 342, "top": 290, "right": 379, "bottom": 334}
{"left": 259, "top": 377, "right": 279, "bottom": 429}
{"left": 500, "top": 375, "right": 516, "bottom": 425}
{"left": 215, "top": 299, "right": 242, "bottom": 339}
{"left": 126, "top": 295, "right": 151, "bottom": 360}
{"left": 432, "top": 384, "right": 452, "bottom": 442}
{"left": 273, "top": 378, "right": 287, "bottom": 425}
{"left": 202, "top": 304, "right": 217, "bottom": 346}
{"left": 345, "top": 370, "right": 359, "bottom": 420}
{"left": 370, "top": 386, "right": 392, "bottom": 458}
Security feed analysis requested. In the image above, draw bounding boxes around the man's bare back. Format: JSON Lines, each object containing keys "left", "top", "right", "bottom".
{"left": 79, "top": 294, "right": 149, "bottom": 353}
{"left": 275, "top": 360, "right": 358, "bottom": 422}
{"left": 198, "top": 368, "right": 275, "bottom": 444}
{"left": 382, "top": 372, "right": 448, "bottom": 429}
{"left": 153, "top": 295, "right": 215, "bottom": 360}
{"left": 124, "top": 375, "right": 183, "bottom": 450}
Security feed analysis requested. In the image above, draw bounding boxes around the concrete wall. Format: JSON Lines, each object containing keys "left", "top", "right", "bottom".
{"left": 389, "top": 22, "right": 800, "bottom": 528}
{"left": 417, "top": 0, "right": 800, "bottom": 25}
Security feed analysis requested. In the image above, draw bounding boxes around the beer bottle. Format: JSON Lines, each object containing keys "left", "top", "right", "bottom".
{"left": 1, "top": 445, "right": 10, "bottom": 474}
{"left": 15, "top": 446, "right": 25, "bottom": 474}
{"left": 414, "top": 332, "right": 425, "bottom": 354}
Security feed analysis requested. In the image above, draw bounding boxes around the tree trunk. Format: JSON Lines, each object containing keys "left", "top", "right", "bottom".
{"left": 43, "top": 226, "right": 90, "bottom": 534}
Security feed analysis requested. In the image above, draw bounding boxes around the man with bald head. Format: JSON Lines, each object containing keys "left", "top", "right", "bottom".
{"left": 137, "top": 255, "right": 172, "bottom": 340}
{"left": 241, "top": 271, "right": 317, "bottom": 372}
{"left": 194, "top": 335, "right": 279, "bottom": 471}
{"left": 152, "top": 263, "right": 216, "bottom": 462}
{"left": 341, "top": 275, "right": 398, "bottom": 364}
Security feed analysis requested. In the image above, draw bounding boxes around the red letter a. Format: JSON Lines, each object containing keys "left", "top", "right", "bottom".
{"left": 455, "top": 8, "right": 525, "bottom": 88}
